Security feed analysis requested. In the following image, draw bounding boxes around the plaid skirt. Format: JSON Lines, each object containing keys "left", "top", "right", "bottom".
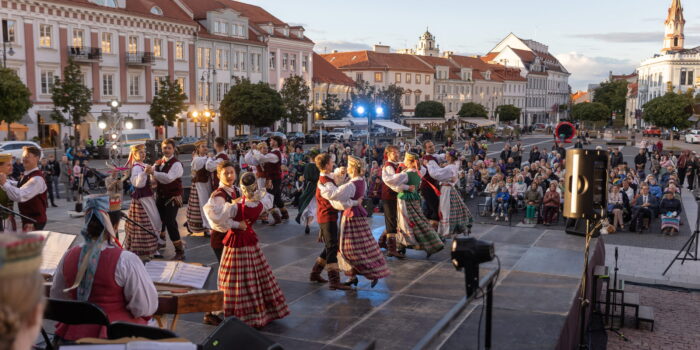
{"left": 185, "top": 185, "right": 205, "bottom": 233}
{"left": 218, "top": 244, "right": 290, "bottom": 328}
{"left": 339, "top": 216, "right": 390, "bottom": 280}
{"left": 438, "top": 187, "right": 471, "bottom": 237}
{"left": 661, "top": 215, "right": 680, "bottom": 231}
{"left": 398, "top": 199, "right": 444, "bottom": 254}
{"left": 124, "top": 200, "right": 158, "bottom": 258}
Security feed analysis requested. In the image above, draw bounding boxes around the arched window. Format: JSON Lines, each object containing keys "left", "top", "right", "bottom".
{"left": 150, "top": 6, "right": 163, "bottom": 16}
{"left": 674, "top": 37, "right": 679, "bottom": 47}
{"left": 91, "top": 0, "right": 117, "bottom": 7}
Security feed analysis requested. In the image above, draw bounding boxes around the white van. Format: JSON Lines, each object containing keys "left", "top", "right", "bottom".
{"left": 112, "top": 129, "right": 152, "bottom": 155}
{"left": 328, "top": 128, "right": 353, "bottom": 141}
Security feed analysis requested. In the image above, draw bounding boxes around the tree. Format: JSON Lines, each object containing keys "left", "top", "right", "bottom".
{"left": 0, "top": 68, "right": 32, "bottom": 140}
{"left": 414, "top": 101, "right": 445, "bottom": 119}
{"left": 148, "top": 76, "right": 187, "bottom": 139}
{"left": 319, "top": 94, "right": 351, "bottom": 120}
{"left": 642, "top": 92, "right": 693, "bottom": 144}
{"left": 376, "top": 83, "right": 404, "bottom": 122}
{"left": 219, "top": 78, "right": 284, "bottom": 134}
{"left": 280, "top": 75, "right": 310, "bottom": 132}
{"left": 570, "top": 102, "right": 610, "bottom": 124}
{"left": 495, "top": 104, "right": 521, "bottom": 123}
{"left": 593, "top": 79, "right": 627, "bottom": 115}
{"left": 457, "top": 102, "right": 488, "bottom": 119}
{"left": 51, "top": 58, "right": 92, "bottom": 147}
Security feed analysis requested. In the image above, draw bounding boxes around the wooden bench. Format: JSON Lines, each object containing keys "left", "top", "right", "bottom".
{"left": 636, "top": 305, "right": 655, "bottom": 331}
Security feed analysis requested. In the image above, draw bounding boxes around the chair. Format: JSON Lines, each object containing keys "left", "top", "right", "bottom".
{"left": 201, "top": 317, "right": 282, "bottom": 350}
{"left": 107, "top": 321, "right": 177, "bottom": 340}
{"left": 41, "top": 298, "right": 111, "bottom": 350}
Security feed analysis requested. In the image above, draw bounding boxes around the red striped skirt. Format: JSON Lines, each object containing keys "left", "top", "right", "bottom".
{"left": 124, "top": 200, "right": 158, "bottom": 258}
{"left": 218, "top": 244, "right": 289, "bottom": 328}
{"left": 186, "top": 185, "right": 204, "bottom": 232}
{"left": 339, "top": 216, "right": 390, "bottom": 280}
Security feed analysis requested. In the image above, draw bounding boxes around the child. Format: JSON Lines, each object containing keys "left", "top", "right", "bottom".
{"left": 465, "top": 169, "right": 476, "bottom": 199}
{"left": 494, "top": 181, "right": 510, "bottom": 221}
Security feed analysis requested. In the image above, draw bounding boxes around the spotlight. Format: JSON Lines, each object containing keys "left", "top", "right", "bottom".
{"left": 356, "top": 106, "right": 365, "bottom": 115}
{"left": 375, "top": 106, "right": 384, "bottom": 116}
{"left": 451, "top": 237, "right": 495, "bottom": 297}
{"left": 111, "top": 144, "right": 118, "bottom": 150}
{"left": 124, "top": 117, "right": 134, "bottom": 130}
{"left": 109, "top": 100, "right": 120, "bottom": 108}
{"left": 98, "top": 120, "right": 107, "bottom": 130}
{"left": 111, "top": 133, "right": 117, "bottom": 140}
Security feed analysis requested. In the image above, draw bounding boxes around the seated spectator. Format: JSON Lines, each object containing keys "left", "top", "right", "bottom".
{"left": 465, "top": 168, "right": 476, "bottom": 198}
{"left": 482, "top": 177, "right": 499, "bottom": 216}
{"left": 608, "top": 185, "right": 625, "bottom": 231}
{"left": 494, "top": 181, "right": 510, "bottom": 221}
{"left": 629, "top": 185, "right": 659, "bottom": 232}
{"left": 542, "top": 183, "right": 561, "bottom": 226}
{"left": 646, "top": 176, "right": 663, "bottom": 199}
{"left": 512, "top": 175, "right": 527, "bottom": 202}
{"left": 660, "top": 191, "right": 682, "bottom": 235}
{"left": 524, "top": 182, "right": 542, "bottom": 224}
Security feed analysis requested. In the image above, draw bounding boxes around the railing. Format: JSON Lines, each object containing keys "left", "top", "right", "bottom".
{"left": 125, "top": 51, "right": 155, "bottom": 65}
{"left": 68, "top": 46, "right": 102, "bottom": 61}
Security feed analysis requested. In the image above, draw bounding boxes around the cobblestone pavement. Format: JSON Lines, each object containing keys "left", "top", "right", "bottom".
{"left": 606, "top": 284, "right": 700, "bottom": 350}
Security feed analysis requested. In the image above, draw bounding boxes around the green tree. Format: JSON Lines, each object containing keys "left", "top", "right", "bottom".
{"left": 51, "top": 58, "right": 92, "bottom": 147}
{"left": 319, "top": 94, "right": 351, "bottom": 120}
{"left": 350, "top": 80, "right": 377, "bottom": 111}
{"left": 280, "top": 75, "right": 310, "bottom": 132}
{"left": 593, "top": 79, "right": 627, "bottom": 115}
{"left": 414, "top": 101, "right": 445, "bottom": 118}
{"left": 219, "top": 78, "right": 284, "bottom": 136}
{"left": 570, "top": 102, "right": 610, "bottom": 126}
{"left": 495, "top": 104, "right": 521, "bottom": 123}
{"left": 642, "top": 92, "right": 693, "bottom": 144}
{"left": 376, "top": 83, "right": 404, "bottom": 122}
{"left": 0, "top": 68, "right": 32, "bottom": 140}
{"left": 457, "top": 102, "right": 488, "bottom": 119}
{"left": 148, "top": 76, "right": 188, "bottom": 138}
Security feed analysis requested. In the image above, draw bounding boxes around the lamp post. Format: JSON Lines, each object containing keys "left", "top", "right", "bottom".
{"left": 2, "top": 20, "right": 15, "bottom": 69}
{"left": 200, "top": 64, "right": 217, "bottom": 147}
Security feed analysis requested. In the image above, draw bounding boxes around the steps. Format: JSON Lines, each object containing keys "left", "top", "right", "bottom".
{"left": 595, "top": 265, "right": 655, "bottom": 332}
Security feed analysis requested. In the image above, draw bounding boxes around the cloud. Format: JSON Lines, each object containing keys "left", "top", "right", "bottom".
{"left": 555, "top": 52, "right": 637, "bottom": 90}
{"left": 313, "top": 40, "right": 371, "bottom": 53}
{"left": 570, "top": 32, "right": 662, "bottom": 43}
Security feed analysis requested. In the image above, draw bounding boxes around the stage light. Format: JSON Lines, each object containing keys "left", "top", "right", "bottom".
{"left": 111, "top": 144, "right": 118, "bottom": 150}
{"left": 109, "top": 100, "right": 120, "bottom": 109}
{"left": 451, "top": 237, "right": 494, "bottom": 271}
{"left": 98, "top": 120, "right": 107, "bottom": 130}
{"left": 124, "top": 117, "right": 134, "bottom": 130}
{"left": 356, "top": 106, "right": 365, "bottom": 115}
{"left": 375, "top": 106, "right": 384, "bottom": 116}
{"left": 111, "top": 133, "right": 117, "bottom": 140}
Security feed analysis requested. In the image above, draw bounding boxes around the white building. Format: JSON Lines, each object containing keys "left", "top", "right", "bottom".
{"left": 397, "top": 29, "right": 440, "bottom": 57}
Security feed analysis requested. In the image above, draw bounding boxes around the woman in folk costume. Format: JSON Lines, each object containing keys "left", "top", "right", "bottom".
{"left": 244, "top": 142, "right": 270, "bottom": 224}
{"left": 51, "top": 195, "right": 158, "bottom": 341}
{"left": 396, "top": 152, "right": 444, "bottom": 258}
{"left": 331, "top": 156, "right": 390, "bottom": 288}
{"left": 295, "top": 148, "right": 320, "bottom": 234}
{"left": 124, "top": 144, "right": 162, "bottom": 261}
{"left": 218, "top": 171, "right": 289, "bottom": 328}
{"left": 186, "top": 140, "right": 212, "bottom": 235}
{"left": 203, "top": 160, "right": 241, "bottom": 261}
{"left": 0, "top": 154, "right": 17, "bottom": 232}
{"left": 425, "top": 149, "right": 472, "bottom": 237}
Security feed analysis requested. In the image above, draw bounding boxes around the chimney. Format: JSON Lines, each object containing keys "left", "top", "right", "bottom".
{"left": 332, "top": 50, "right": 339, "bottom": 53}
{"left": 373, "top": 44, "right": 390, "bottom": 53}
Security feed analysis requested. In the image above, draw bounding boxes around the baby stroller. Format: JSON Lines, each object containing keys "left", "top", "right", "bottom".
{"left": 84, "top": 166, "right": 107, "bottom": 190}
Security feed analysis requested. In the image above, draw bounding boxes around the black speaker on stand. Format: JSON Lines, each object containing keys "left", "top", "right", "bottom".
{"left": 201, "top": 317, "right": 282, "bottom": 350}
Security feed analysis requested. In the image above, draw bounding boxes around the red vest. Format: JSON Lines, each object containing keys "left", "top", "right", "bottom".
{"left": 155, "top": 157, "right": 183, "bottom": 198}
{"left": 17, "top": 169, "right": 47, "bottom": 226}
{"left": 420, "top": 154, "right": 440, "bottom": 192}
{"left": 192, "top": 157, "right": 209, "bottom": 184}
{"left": 131, "top": 164, "right": 154, "bottom": 200}
{"left": 210, "top": 153, "right": 229, "bottom": 189}
{"left": 264, "top": 149, "right": 283, "bottom": 180}
{"left": 381, "top": 162, "right": 401, "bottom": 201}
{"left": 316, "top": 175, "right": 339, "bottom": 224}
{"left": 210, "top": 186, "right": 239, "bottom": 250}
{"left": 222, "top": 200, "right": 264, "bottom": 248}
{"left": 55, "top": 246, "right": 147, "bottom": 340}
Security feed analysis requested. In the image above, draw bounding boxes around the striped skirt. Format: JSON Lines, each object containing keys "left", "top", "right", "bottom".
{"left": 124, "top": 200, "right": 158, "bottom": 258}
{"left": 438, "top": 187, "right": 472, "bottom": 237}
{"left": 339, "top": 216, "right": 390, "bottom": 280}
{"left": 185, "top": 185, "right": 205, "bottom": 233}
{"left": 661, "top": 215, "right": 680, "bottom": 232}
{"left": 218, "top": 244, "right": 290, "bottom": 328}
{"left": 397, "top": 199, "right": 444, "bottom": 254}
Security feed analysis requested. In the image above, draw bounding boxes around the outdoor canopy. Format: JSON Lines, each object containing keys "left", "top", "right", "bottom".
{"left": 373, "top": 120, "right": 410, "bottom": 131}
{"left": 461, "top": 117, "right": 497, "bottom": 128}
{"left": 314, "top": 120, "right": 350, "bottom": 128}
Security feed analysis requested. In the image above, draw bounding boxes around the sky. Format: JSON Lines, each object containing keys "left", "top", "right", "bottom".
{"left": 249, "top": 0, "right": 700, "bottom": 91}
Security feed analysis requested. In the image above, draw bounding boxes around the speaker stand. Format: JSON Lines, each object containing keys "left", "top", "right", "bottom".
{"left": 662, "top": 199, "right": 700, "bottom": 275}
{"left": 578, "top": 219, "right": 602, "bottom": 350}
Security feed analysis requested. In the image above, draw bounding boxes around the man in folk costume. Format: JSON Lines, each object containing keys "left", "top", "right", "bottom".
{"left": 420, "top": 141, "right": 445, "bottom": 230}
{"left": 244, "top": 142, "right": 270, "bottom": 224}
{"left": 380, "top": 145, "right": 407, "bottom": 259}
{"left": 0, "top": 154, "right": 17, "bottom": 232}
{"left": 150, "top": 139, "right": 185, "bottom": 260}
{"left": 217, "top": 171, "right": 289, "bottom": 328}
{"left": 51, "top": 195, "right": 158, "bottom": 341}
{"left": 124, "top": 144, "right": 161, "bottom": 261}
{"left": 185, "top": 140, "right": 212, "bottom": 235}
{"left": 295, "top": 148, "right": 320, "bottom": 235}
{"left": 252, "top": 136, "right": 287, "bottom": 225}
{"left": 0, "top": 146, "right": 48, "bottom": 231}
{"left": 207, "top": 137, "right": 229, "bottom": 190}
{"left": 424, "top": 149, "right": 471, "bottom": 237}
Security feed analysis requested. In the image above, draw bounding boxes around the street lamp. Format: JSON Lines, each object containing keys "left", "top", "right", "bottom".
{"left": 124, "top": 116, "right": 134, "bottom": 130}
{"left": 2, "top": 20, "right": 14, "bottom": 69}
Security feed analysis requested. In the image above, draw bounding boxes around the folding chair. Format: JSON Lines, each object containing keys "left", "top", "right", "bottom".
{"left": 41, "top": 298, "right": 110, "bottom": 350}
{"left": 107, "top": 321, "right": 177, "bottom": 340}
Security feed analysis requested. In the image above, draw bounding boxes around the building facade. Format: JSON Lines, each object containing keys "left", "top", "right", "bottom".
{"left": 310, "top": 52, "right": 355, "bottom": 130}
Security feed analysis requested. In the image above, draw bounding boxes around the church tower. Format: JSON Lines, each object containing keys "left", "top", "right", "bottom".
{"left": 416, "top": 28, "right": 440, "bottom": 56}
{"left": 662, "top": 0, "right": 685, "bottom": 52}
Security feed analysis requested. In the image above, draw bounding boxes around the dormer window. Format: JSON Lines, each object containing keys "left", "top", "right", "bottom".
{"left": 150, "top": 6, "right": 163, "bottom": 15}
{"left": 91, "top": 0, "right": 117, "bottom": 7}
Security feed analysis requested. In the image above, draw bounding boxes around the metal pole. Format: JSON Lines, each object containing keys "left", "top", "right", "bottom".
{"left": 2, "top": 41, "right": 6, "bottom": 68}
{"left": 485, "top": 279, "right": 494, "bottom": 350}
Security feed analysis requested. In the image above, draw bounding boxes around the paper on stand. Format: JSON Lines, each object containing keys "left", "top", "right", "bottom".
{"left": 34, "top": 231, "right": 77, "bottom": 276}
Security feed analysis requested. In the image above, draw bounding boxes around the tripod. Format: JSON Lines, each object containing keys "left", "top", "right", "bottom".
{"left": 605, "top": 247, "right": 628, "bottom": 341}
{"left": 662, "top": 197, "right": 700, "bottom": 276}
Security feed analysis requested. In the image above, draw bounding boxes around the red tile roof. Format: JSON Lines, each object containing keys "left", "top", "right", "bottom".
{"left": 49, "top": 0, "right": 196, "bottom": 25}
{"left": 321, "top": 51, "right": 434, "bottom": 73}
{"left": 627, "top": 83, "right": 638, "bottom": 97}
{"left": 446, "top": 55, "right": 505, "bottom": 82}
{"left": 511, "top": 49, "right": 536, "bottom": 63}
{"left": 312, "top": 53, "right": 356, "bottom": 86}
{"left": 480, "top": 52, "right": 499, "bottom": 63}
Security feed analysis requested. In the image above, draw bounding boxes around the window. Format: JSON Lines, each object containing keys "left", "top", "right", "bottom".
{"left": 406, "top": 73, "right": 411, "bottom": 83}
{"left": 150, "top": 6, "right": 163, "bottom": 15}
{"left": 282, "top": 53, "right": 288, "bottom": 70}
{"left": 176, "top": 77, "right": 185, "bottom": 91}
{"left": 129, "top": 74, "right": 140, "bottom": 96}
{"left": 216, "top": 49, "right": 223, "bottom": 69}
{"left": 3, "top": 20, "right": 15, "bottom": 43}
{"left": 680, "top": 70, "right": 694, "bottom": 86}
{"left": 101, "top": 32, "right": 112, "bottom": 54}
{"left": 290, "top": 54, "right": 296, "bottom": 71}
{"left": 223, "top": 83, "right": 229, "bottom": 97}
{"left": 39, "top": 24, "right": 52, "bottom": 48}
{"left": 232, "top": 51, "right": 239, "bottom": 70}
{"left": 425, "top": 75, "right": 430, "bottom": 84}
{"left": 153, "top": 39, "right": 162, "bottom": 58}
{"left": 395, "top": 73, "right": 401, "bottom": 83}
{"left": 128, "top": 36, "right": 138, "bottom": 54}
{"left": 240, "top": 52, "right": 246, "bottom": 71}
{"left": 40, "top": 70, "right": 56, "bottom": 94}
{"left": 404, "top": 94, "right": 411, "bottom": 106}
{"left": 154, "top": 76, "right": 164, "bottom": 95}
{"left": 374, "top": 72, "right": 383, "bottom": 82}
{"left": 269, "top": 51, "right": 276, "bottom": 70}
{"left": 175, "top": 42, "right": 184, "bottom": 60}
{"left": 355, "top": 73, "right": 363, "bottom": 82}
{"left": 302, "top": 55, "right": 308, "bottom": 72}
{"left": 72, "top": 28, "right": 84, "bottom": 48}
{"left": 197, "top": 47, "right": 203, "bottom": 68}
{"left": 216, "top": 83, "right": 223, "bottom": 101}
{"left": 425, "top": 94, "right": 430, "bottom": 101}
{"left": 221, "top": 23, "right": 228, "bottom": 35}
{"left": 102, "top": 74, "right": 114, "bottom": 96}
{"left": 416, "top": 74, "right": 421, "bottom": 84}
{"left": 198, "top": 48, "right": 210, "bottom": 68}
{"left": 198, "top": 81, "right": 209, "bottom": 102}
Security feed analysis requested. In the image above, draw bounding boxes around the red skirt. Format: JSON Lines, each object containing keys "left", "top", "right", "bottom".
{"left": 339, "top": 216, "right": 390, "bottom": 280}
{"left": 218, "top": 244, "right": 289, "bottom": 328}
{"left": 124, "top": 200, "right": 158, "bottom": 258}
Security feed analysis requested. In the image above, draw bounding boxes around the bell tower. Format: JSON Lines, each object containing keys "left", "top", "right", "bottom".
{"left": 662, "top": 0, "right": 685, "bottom": 52}
{"left": 416, "top": 28, "right": 440, "bottom": 56}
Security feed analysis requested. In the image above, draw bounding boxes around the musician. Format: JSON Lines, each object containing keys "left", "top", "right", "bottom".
{"left": 206, "top": 137, "right": 229, "bottom": 190}
{"left": 380, "top": 145, "right": 407, "bottom": 259}
{"left": 150, "top": 139, "right": 185, "bottom": 260}
{"left": 0, "top": 146, "right": 48, "bottom": 231}
{"left": 420, "top": 141, "right": 445, "bottom": 230}
{"left": 51, "top": 195, "right": 158, "bottom": 341}
{"left": 124, "top": 145, "right": 161, "bottom": 261}
{"left": 186, "top": 140, "right": 211, "bottom": 235}
{"left": 0, "top": 154, "right": 17, "bottom": 232}
{"left": 203, "top": 160, "right": 241, "bottom": 261}
{"left": 253, "top": 136, "right": 287, "bottom": 225}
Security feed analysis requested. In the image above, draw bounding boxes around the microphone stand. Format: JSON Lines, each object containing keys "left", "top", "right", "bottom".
{"left": 606, "top": 247, "right": 628, "bottom": 341}
{"left": 0, "top": 204, "right": 37, "bottom": 224}
{"left": 119, "top": 211, "right": 161, "bottom": 242}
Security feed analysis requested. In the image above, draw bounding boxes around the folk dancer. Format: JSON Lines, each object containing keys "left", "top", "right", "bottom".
{"left": 425, "top": 149, "right": 471, "bottom": 237}
{"left": 124, "top": 144, "right": 162, "bottom": 261}
{"left": 396, "top": 152, "right": 444, "bottom": 259}
{"left": 203, "top": 160, "right": 241, "bottom": 261}
{"left": 420, "top": 141, "right": 445, "bottom": 230}
{"left": 331, "top": 156, "right": 390, "bottom": 288}
{"left": 51, "top": 195, "right": 158, "bottom": 341}
{"left": 0, "top": 154, "right": 17, "bottom": 232}
{"left": 252, "top": 136, "right": 288, "bottom": 225}
{"left": 0, "top": 146, "right": 48, "bottom": 231}
{"left": 295, "top": 149, "right": 321, "bottom": 234}
{"left": 380, "top": 145, "right": 407, "bottom": 259}
{"left": 218, "top": 172, "right": 289, "bottom": 328}
{"left": 207, "top": 137, "right": 230, "bottom": 190}
{"left": 244, "top": 142, "right": 270, "bottom": 224}
{"left": 186, "top": 140, "right": 212, "bottom": 235}
{"left": 152, "top": 139, "right": 185, "bottom": 260}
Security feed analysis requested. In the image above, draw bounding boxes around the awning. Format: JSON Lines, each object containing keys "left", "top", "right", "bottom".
{"left": 402, "top": 117, "right": 447, "bottom": 125}
{"left": 315, "top": 120, "right": 350, "bottom": 128}
{"left": 690, "top": 115, "right": 700, "bottom": 122}
{"left": 349, "top": 118, "right": 368, "bottom": 126}
{"left": 37, "top": 110, "right": 62, "bottom": 124}
{"left": 461, "top": 117, "right": 496, "bottom": 128}
{"left": 0, "top": 122, "right": 28, "bottom": 132}
{"left": 373, "top": 120, "right": 411, "bottom": 131}
{"left": 20, "top": 114, "right": 33, "bottom": 124}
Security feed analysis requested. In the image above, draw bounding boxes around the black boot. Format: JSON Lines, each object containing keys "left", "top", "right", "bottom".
{"left": 309, "top": 258, "right": 328, "bottom": 284}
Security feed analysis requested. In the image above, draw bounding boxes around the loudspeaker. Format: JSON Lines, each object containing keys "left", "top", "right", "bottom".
{"left": 201, "top": 317, "right": 282, "bottom": 350}
{"left": 555, "top": 121, "right": 576, "bottom": 143}
{"left": 565, "top": 218, "right": 601, "bottom": 238}
{"left": 563, "top": 149, "right": 608, "bottom": 220}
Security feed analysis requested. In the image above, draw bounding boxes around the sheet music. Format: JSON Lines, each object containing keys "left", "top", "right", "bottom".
{"left": 35, "top": 231, "right": 77, "bottom": 276}
{"left": 58, "top": 345, "right": 125, "bottom": 350}
{"left": 169, "top": 263, "right": 211, "bottom": 289}
{"left": 127, "top": 342, "right": 196, "bottom": 350}
{"left": 144, "top": 260, "right": 179, "bottom": 284}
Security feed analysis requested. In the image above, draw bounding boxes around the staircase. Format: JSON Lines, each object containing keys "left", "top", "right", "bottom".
{"left": 594, "top": 265, "right": 655, "bottom": 331}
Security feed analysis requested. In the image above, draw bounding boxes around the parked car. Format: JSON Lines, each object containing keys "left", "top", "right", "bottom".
{"left": 352, "top": 129, "right": 369, "bottom": 140}
{"left": 685, "top": 130, "right": 700, "bottom": 144}
{"left": 287, "top": 132, "right": 305, "bottom": 145}
{"left": 0, "top": 141, "right": 42, "bottom": 159}
{"left": 115, "top": 129, "right": 153, "bottom": 155}
{"left": 306, "top": 130, "right": 333, "bottom": 143}
{"left": 643, "top": 126, "right": 661, "bottom": 137}
{"left": 260, "top": 132, "right": 288, "bottom": 142}
{"left": 328, "top": 128, "right": 353, "bottom": 141}
{"left": 175, "top": 136, "right": 200, "bottom": 154}
{"left": 661, "top": 129, "right": 681, "bottom": 140}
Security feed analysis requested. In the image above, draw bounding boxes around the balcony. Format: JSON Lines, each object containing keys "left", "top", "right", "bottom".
{"left": 126, "top": 52, "right": 155, "bottom": 65}
{"left": 68, "top": 46, "right": 102, "bottom": 62}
